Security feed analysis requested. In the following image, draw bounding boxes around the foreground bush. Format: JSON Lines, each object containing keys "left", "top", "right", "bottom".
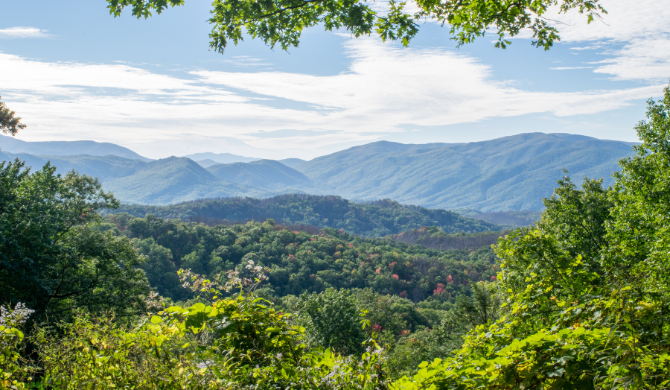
{"left": 2, "top": 267, "right": 390, "bottom": 390}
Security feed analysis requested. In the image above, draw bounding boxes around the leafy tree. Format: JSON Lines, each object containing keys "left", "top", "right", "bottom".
{"left": 298, "top": 288, "right": 367, "bottom": 355}
{"left": 452, "top": 281, "right": 500, "bottom": 328}
{"left": 607, "top": 87, "right": 670, "bottom": 296}
{"left": 106, "top": 0, "right": 606, "bottom": 53}
{"left": 353, "top": 288, "right": 431, "bottom": 336}
{"left": 393, "top": 87, "right": 670, "bottom": 389}
{"left": 0, "top": 97, "right": 26, "bottom": 136}
{"left": 0, "top": 159, "right": 151, "bottom": 323}
{"left": 133, "top": 238, "right": 189, "bottom": 301}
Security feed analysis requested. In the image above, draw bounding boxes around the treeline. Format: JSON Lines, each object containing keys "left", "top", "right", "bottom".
{"left": 106, "top": 194, "right": 500, "bottom": 237}
{"left": 454, "top": 209, "right": 542, "bottom": 227}
{"left": 102, "top": 213, "right": 499, "bottom": 304}
{"left": 389, "top": 226, "right": 509, "bottom": 251}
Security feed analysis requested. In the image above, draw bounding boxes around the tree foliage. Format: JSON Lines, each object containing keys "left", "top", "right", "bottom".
{"left": 417, "top": 0, "right": 606, "bottom": 50}
{"left": 391, "top": 226, "right": 508, "bottom": 251}
{"left": 0, "top": 97, "right": 26, "bottom": 136}
{"left": 106, "top": 0, "right": 606, "bottom": 53}
{"left": 0, "top": 159, "right": 151, "bottom": 323}
{"left": 11, "top": 284, "right": 391, "bottom": 389}
{"left": 101, "top": 214, "right": 500, "bottom": 304}
{"left": 108, "top": 195, "right": 499, "bottom": 237}
{"left": 393, "top": 87, "right": 670, "bottom": 389}
{"left": 298, "top": 288, "right": 367, "bottom": 355}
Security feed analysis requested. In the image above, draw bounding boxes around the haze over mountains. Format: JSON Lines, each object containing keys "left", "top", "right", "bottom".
{"left": 0, "top": 133, "right": 636, "bottom": 211}
{"left": 0, "top": 136, "right": 149, "bottom": 161}
{"left": 183, "top": 152, "right": 260, "bottom": 165}
{"left": 297, "top": 133, "right": 634, "bottom": 210}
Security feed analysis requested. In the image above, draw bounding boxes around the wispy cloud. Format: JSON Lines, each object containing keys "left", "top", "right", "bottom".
{"left": 0, "top": 27, "right": 51, "bottom": 39}
{"left": 537, "top": 0, "right": 670, "bottom": 82}
{"left": 0, "top": 33, "right": 663, "bottom": 159}
{"left": 222, "top": 56, "right": 273, "bottom": 67}
{"left": 550, "top": 66, "right": 594, "bottom": 70}
{"left": 570, "top": 46, "right": 603, "bottom": 51}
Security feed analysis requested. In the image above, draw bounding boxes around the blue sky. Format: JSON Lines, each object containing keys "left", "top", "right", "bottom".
{"left": 0, "top": 0, "right": 668, "bottom": 159}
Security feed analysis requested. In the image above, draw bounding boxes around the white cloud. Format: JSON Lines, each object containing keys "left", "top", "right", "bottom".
{"left": 0, "top": 33, "right": 664, "bottom": 158}
{"left": 536, "top": 0, "right": 670, "bottom": 82}
{"left": 570, "top": 46, "right": 603, "bottom": 51}
{"left": 353, "top": 0, "right": 670, "bottom": 83}
{"left": 0, "top": 27, "right": 51, "bottom": 39}
{"left": 591, "top": 37, "right": 670, "bottom": 81}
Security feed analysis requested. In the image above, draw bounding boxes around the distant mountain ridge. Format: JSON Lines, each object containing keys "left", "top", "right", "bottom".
{"left": 207, "top": 160, "right": 314, "bottom": 189}
{"left": 182, "top": 152, "right": 259, "bottom": 164}
{"left": 296, "top": 133, "right": 635, "bottom": 211}
{"left": 0, "top": 135, "right": 149, "bottom": 161}
{"left": 102, "top": 157, "right": 255, "bottom": 204}
{"left": 0, "top": 150, "right": 311, "bottom": 204}
{"left": 0, "top": 133, "right": 637, "bottom": 211}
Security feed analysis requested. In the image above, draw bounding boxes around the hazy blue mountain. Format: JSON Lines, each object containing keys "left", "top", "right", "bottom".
{"left": 0, "top": 151, "right": 297, "bottom": 204}
{"left": 207, "top": 160, "right": 314, "bottom": 189}
{"left": 195, "top": 159, "right": 218, "bottom": 168}
{"left": 0, "top": 151, "right": 145, "bottom": 180}
{"left": 0, "top": 135, "right": 149, "bottom": 161}
{"left": 103, "top": 157, "right": 254, "bottom": 205}
{"left": 182, "top": 152, "right": 259, "bottom": 164}
{"left": 278, "top": 158, "right": 306, "bottom": 168}
{"left": 295, "top": 133, "right": 635, "bottom": 211}
{"left": 1, "top": 133, "right": 637, "bottom": 211}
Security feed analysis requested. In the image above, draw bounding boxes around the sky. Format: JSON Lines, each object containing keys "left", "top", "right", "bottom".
{"left": 0, "top": 0, "right": 668, "bottom": 160}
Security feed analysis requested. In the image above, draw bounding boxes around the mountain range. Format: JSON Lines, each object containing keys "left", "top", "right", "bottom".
{"left": 296, "top": 133, "right": 634, "bottom": 210}
{"left": 0, "top": 135, "right": 149, "bottom": 161}
{"left": 0, "top": 133, "right": 636, "bottom": 211}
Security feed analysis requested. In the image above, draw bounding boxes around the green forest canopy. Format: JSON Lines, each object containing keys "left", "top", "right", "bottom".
{"left": 107, "top": 195, "right": 501, "bottom": 237}
{"left": 103, "top": 213, "right": 499, "bottom": 304}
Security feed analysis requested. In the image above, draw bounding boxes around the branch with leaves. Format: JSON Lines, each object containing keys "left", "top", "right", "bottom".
{"left": 107, "top": 0, "right": 605, "bottom": 53}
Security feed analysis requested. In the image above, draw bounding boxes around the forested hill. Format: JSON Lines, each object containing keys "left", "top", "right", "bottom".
{"left": 107, "top": 194, "right": 501, "bottom": 237}
{"left": 389, "top": 226, "right": 509, "bottom": 251}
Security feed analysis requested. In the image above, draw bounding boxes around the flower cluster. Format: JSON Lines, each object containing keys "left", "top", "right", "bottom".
{"left": 144, "top": 291, "right": 168, "bottom": 314}
{"left": 0, "top": 303, "right": 34, "bottom": 328}
{"left": 0, "top": 303, "right": 34, "bottom": 348}
{"left": 178, "top": 268, "right": 226, "bottom": 301}
{"left": 229, "top": 259, "right": 270, "bottom": 292}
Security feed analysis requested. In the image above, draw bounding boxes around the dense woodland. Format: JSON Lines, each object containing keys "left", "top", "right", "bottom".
{"left": 2, "top": 88, "right": 670, "bottom": 388}
{"left": 102, "top": 214, "right": 499, "bottom": 303}
{"left": 108, "top": 195, "right": 499, "bottom": 237}
{"left": 389, "top": 226, "right": 508, "bottom": 251}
